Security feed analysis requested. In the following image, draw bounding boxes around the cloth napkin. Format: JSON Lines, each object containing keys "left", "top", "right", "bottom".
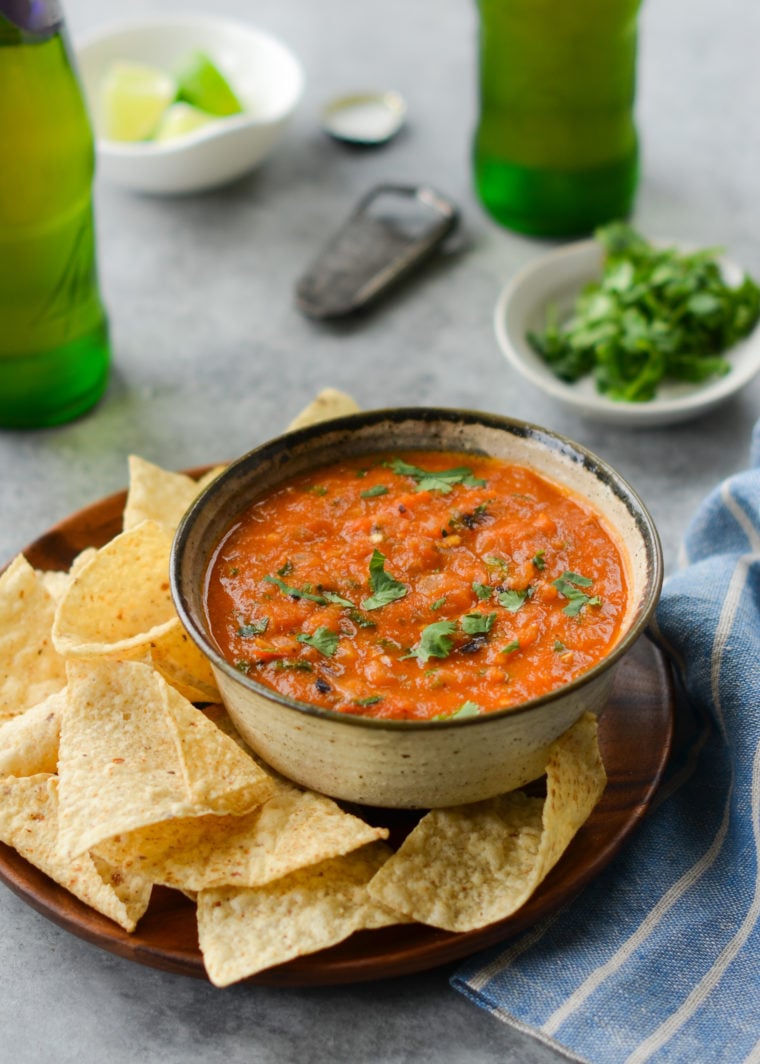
{"left": 452, "top": 421, "right": 760, "bottom": 1064}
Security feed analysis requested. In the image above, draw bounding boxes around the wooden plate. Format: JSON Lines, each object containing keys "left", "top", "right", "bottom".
{"left": 0, "top": 482, "right": 674, "bottom": 986}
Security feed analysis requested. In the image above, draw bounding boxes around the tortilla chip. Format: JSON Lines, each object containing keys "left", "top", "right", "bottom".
{"left": 149, "top": 622, "right": 221, "bottom": 703}
{"left": 37, "top": 548, "right": 98, "bottom": 604}
{"left": 197, "top": 842, "right": 398, "bottom": 986}
{"left": 96, "top": 777, "right": 388, "bottom": 891}
{"left": 57, "top": 659, "right": 274, "bottom": 858}
{"left": 0, "top": 688, "right": 65, "bottom": 776}
{"left": 51, "top": 520, "right": 178, "bottom": 660}
{"left": 286, "top": 388, "right": 360, "bottom": 431}
{"left": 0, "top": 774, "right": 152, "bottom": 931}
{"left": 367, "top": 713, "right": 606, "bottom": 931}
{"left": 0, "top": 554, "right": 66, "bottom": 724}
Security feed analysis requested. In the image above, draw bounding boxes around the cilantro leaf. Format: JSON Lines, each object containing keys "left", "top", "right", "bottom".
{"left": 501, "top": 640, "right": 520, "bottom": 654}
{"left": 496, "top": 587, "right": 532, "bottom": 613}
{"left": 532, "top": 551, "right": 546, "bottom": 571}
{"left": 472, "top": 582, "right": 492, "bottom": 600}
{"left": 263, "top": 575, "right": 326, "bottom": 604}
{"left": 322, "top": 590, "right": 354, "bottom": 607}
{"left": 354, "top": 695, "right": 383, "bottom": 707}
{"left": 296, "top": 627, "right": 339, "bottom": 657}
{"left": 387, "top": 457, "right": 486, "bottom": 494}
{"left": 237, "top": 618, "right": 269, "bottom": 638}
{"left": 360, "top": 549, "right": 408, "bottom": 611}
{"left": 460, "top": 612, "right": 496, "bottom": 636}
{"left": 430, "top": 596, "right": 447, "bottom": 611}
{"left": 552, "top": 571, "right": 603, "bottom": 616}
{"left": 405, "top": 621, "right": 457, "bottom": 663}
{"left": 361, "top": 484, "right": 389, "bottom": 499}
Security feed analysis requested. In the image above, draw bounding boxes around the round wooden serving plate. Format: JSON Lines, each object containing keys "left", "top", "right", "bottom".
{"left": 0, "top": 482, "right": 674, "bottom": 986}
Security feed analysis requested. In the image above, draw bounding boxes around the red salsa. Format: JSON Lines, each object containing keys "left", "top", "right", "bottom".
{"left": 204, "top": 451, "right": 628, "bottom": 720}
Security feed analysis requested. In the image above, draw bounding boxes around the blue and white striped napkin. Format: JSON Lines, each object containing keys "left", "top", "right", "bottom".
{"left": 452, "top": 421, "right": 760, "bottom": 1064}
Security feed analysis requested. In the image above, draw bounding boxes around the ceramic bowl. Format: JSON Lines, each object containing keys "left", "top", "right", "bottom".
{"left": 75, "top": 14, "right": 304, "bottom": 194}
{"left": 171, "top": 408, "right": 662, "bottom": 808}
{"left": 495, "top": 239, "right": 760, "bottom": 427}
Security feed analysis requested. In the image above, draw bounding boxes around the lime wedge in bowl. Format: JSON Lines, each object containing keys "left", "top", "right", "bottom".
{"left": 175, "top": 51, "right": 243, "bottom": 116}
{"left": 154, "top": 102, "right": 217, "bottom": 142}
{"left": 100, "top": 60, "right": 177, "bottom": 141}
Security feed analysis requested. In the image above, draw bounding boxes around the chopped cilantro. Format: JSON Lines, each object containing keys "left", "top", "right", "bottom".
{"left": 235, "top": 660, "right": 251, "bottom": 674}
{"left": 496, "top": 587, "right": 533, "bottom": 613}
{"left": 306, "top": 484, "right": 328, "bottom": 496}
{"left": 237, "top": 618, "right": 269, "bottom": 638}
{"left": 430, "top": 596, "right": 447, "bottom": 611}
{"left": 361, "top": 484, "right": 389, "bottom": 499}
{"left": 322, "top": 590, "right": 354, "bottom": 607}
{"left": 387, "top": 457, "right": 486, "bottom": 494}
{"left": 552, "top": 572, "right": 602, "bottom": 617}
{"left": 296, "top": 627, "right": 339, "bottom": 657}
{"left": 347, "top": 608, "right": 376, "bottom": 628}
{"left": 360, "top": 549, "right": 408, "bottom": 611}
{"left": 532, "top": 550, "right": 546, "bottom": 571}
{"left": 501, "top": 640, "right": 520, "bottom": 654}
{"left": 472, "top": 582, "right": 492, "bottom": 600}
{"left": 355, "top": 695, "right": 383, "bottom": 707}
{"left": 405, "top": 620, "right": 457, "bottom": 664}
{"left": 272, "top": 659, "right": 313, "bottom": 672}
{"left": 277, "top": 560, "right": 293, "bottom": 577}
{"left": 263, "top": 574, "right": 326, "bottom": 604}
{"left": 528, "top": 222, "right": 760, "bottom": 402}
{"left": 460, "top": 612, "right": 496, "bottom": 636}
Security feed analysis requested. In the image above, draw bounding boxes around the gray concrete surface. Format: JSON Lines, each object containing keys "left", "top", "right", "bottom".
{"left": 1, "top": 0, "right": 758, "bottom": 1061}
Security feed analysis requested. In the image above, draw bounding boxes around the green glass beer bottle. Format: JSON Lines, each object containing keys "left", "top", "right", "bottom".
{"left": 474, "top": 0, "right": 642, "bottom": 238}
{"left": 0, "top": 0, "right": 110, "bottom": 427}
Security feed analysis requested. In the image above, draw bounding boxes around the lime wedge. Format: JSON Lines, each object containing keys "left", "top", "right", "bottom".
{"left": 153, "top": 102, "right": 217, "bottom": 142}
{"left": 100, "top": 60, "right": 177, "bottom": 142}
{"left": 175, "top": 51, "right": 244, "bottom": 117}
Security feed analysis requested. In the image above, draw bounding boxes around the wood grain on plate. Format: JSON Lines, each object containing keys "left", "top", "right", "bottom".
{"left": 0, "top": 482, "right": 674, "bottom": 986}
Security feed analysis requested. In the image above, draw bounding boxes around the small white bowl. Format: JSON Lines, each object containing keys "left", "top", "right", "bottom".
{"left": 75, "top": 14, "right": 304, "bottom": 195}
{"left": 495, "top": 239, "right": 760, "bottom": 427}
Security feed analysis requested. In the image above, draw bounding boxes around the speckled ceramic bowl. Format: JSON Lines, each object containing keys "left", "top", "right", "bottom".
{"left": 171, "top": 409, "right": 662, "bottom": 808}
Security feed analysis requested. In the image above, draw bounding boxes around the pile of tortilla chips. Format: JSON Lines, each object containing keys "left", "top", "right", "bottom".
{"left": 0, "top": 390, "right": 607, "bottom": 988}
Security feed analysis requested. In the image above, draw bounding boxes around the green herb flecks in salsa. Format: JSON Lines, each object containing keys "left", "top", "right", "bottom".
{"left": 387, "top": 457, "right": 487, "bottom": 494}
{"left": 405, "top": 621, "right": 457, "bottom": 664}
{"left": 361, "top": 549, "right": 408, "bottom": 611}
{"left": 297, "top": 627, "right": 340, "bottom": 657}
{"left": 553, "top": 571, "right": 602, "bottom": 617}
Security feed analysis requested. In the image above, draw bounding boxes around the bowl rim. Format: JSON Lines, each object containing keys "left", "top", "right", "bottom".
{"left": 171, "top": 406, "right": 663, "bottom": 731}
{"left": 75, "top": 11, "right": 305, "bottom": 154}
{"left": 494, "top": 237, "right": 760, "bottom": 425}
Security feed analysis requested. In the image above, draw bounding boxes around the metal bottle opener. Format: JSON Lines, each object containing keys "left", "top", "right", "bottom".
{"left": 295, "top": 184, "right": 460, "bottom": 319}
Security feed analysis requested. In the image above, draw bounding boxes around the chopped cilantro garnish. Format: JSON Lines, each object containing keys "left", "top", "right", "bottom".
{"left": 263, "top": 574, "right": 327, "bottom": 604}
{"left": 552, "top": 572, "right": 602, "bottom": 617}
{"left": 496, "top": 587, "right": 533, "bottom": 613}
{"left": 430, "top": 596, "right": 447, "bottom": 611}
{"left": 360, "top": 549, "right": 408, "bottom": 611}
{"left": 272, "top": 659, "right": 313, "bottom": 672}
{"left": 501, "top": 640, "right": 520, "bottom": 654}
{"left": 237, "top": 618, "right": 269, "bottom": 638}
{"left": 472, "top": 582, "right": 492, "bottom": 601}
{"left": 361, "top": 484, "right": 389, "bottom": 499}
{"left": 322, "top": 590, "right": 354, "bottom": 607}
{"left": 347, "top": 608, "right": 376, "bottom": 628}
{"left": 532, "top": 550, "right": 546, "bottom": 571}
{"left": 554, "top": 639, "right": 569, "bottom": 652}
{"left": 277, "top": 560, "right": 293, "bottom": 576}
{"left": 460, "top": 612, "right": 496, "bottom": 636}
{"left": 355, "top": 695, "right": 383, "bottom": 707}
{"left": 405, "top": 621, "right": 456, "bottom": 663}
{"left": 306, "top": 484, "right": 328, "bottom": 496}
{"left": 235, "top": 660, "right": 251, "bottom": 674}
{"left": 296, "top": 627, "right": 339, "bottom": 657}
{"left": 387, "top": 457, "right": 486, "bottom": 494}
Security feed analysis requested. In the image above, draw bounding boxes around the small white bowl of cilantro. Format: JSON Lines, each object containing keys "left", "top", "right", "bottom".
{"left": 495, "top": 224, "right": 760, "bottom": 426}
{"left": 76, "top": 14, "right": 304, "bottom": 194}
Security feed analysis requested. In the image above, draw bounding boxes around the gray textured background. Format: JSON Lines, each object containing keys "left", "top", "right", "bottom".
{"left": 1, "top": 0, "right": 758, "bottom": 1060}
